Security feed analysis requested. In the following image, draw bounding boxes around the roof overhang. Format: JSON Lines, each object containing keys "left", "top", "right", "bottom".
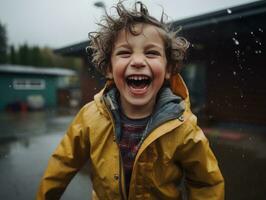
{"left": 0, "top": 65, "right": 76, "bottom": 76}
{"left": 171, "top": 0, "right": 266, "bottom": 30}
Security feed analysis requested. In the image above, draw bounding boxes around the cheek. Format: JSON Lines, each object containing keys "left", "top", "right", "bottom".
{"left": 112, "top": 66, "right": 126, "bottom": 86}
{"left": 150, "top": 61, "right": 167, "bottom": 77}
{"left": 111, "top": 59, "right": 125, "bottom": 78}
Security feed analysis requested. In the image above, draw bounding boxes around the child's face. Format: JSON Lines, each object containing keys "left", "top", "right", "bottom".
{"left": 109, "top": 24, "right": 169, "bottom": 118}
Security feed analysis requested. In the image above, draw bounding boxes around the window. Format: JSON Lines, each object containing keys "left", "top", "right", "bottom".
{"left": 13, "top": 79, "right": 46, "bottom": 90}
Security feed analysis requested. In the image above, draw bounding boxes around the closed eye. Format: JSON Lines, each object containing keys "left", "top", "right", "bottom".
{"left": 116, "top": 50, "right": 131, "bottom": 58}
{"left": 145, "top": 50, "right": 161, "bottom": 57}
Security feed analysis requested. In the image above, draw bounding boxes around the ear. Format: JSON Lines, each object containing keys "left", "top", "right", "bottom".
{"left": 165, "top": 64, "right": 171, "bottom": 80}
{"left": 106, "top": 72, "right": 113, "bottom": 80}
{"left": 106, "top": 66, "right": 113, "bottom": 79}
{"left": 165, "top": 72, "right": 170, "bottom": 80}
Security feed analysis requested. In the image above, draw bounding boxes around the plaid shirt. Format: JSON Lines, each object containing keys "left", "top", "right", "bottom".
{"left": 119, "top": 112, "right": 150, "bottom": 196}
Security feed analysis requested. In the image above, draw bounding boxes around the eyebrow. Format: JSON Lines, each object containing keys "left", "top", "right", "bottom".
{"left": 144, "top": 43, "right": 164, "bottom": 50}
{"left": 114, "top": 43, "right": 164, "bottom": 50}
{"left": 114, "top": 43, "right": 131, "bottom": 49}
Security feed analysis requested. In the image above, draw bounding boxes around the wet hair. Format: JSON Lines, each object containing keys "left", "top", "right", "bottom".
{"left": 88, "top": 1, "right": 189, "bottom": 76}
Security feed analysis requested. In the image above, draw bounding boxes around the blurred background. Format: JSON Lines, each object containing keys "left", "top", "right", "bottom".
{"left": 0, "top": 0, "right": 265, "bottom": 199}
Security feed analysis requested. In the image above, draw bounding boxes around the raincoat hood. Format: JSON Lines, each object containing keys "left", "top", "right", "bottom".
{"left": 94, "top": 73, "right": 189, "bottom": 115}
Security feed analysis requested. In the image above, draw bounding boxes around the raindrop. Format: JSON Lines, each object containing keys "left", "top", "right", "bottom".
{"left": 250, "top": 31, "right": 254, "bottom": 35}
{"left": 234, "top": 32, "right": 238, "bottom": 35}
{"left": 232, "top": 37, "right": 239, "bottom": 45}
{"left": 227, "top": 9, "right": 232, "bottom": 14}
{"left": 240, "top": 91, "right": 244, "bottom": 99}
{"left": 235, "top": 50, "right": 240, "bottom": 55}
{"left": 258, "top": 28, "right": 263, "bottom": 32}
{"left": 242, "top": 154, "right": 245, "bottom": 158}
{"left": 9, "top": 84, "right": 12, "bottom": 88}
{"left": 210, "top": 60, "right": 215, "bottom": 65}
{"left": 233, "top": 71, "right": 237, "bottom": 75}
{"left": 94, "top": 87, "right": 97, "bottom": 90}
{"left": 254, "top": 50, "right": 261, "bottom": 54}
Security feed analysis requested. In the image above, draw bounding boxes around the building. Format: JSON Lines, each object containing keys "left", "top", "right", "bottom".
{"left": 174, "top": 0, "right": 266, "bottom": 124}
{"left": 0, "top": 64, "right": 77, "bottom": 111}
{"left": 54, "top": 0, "right": 266, "bottom": 124}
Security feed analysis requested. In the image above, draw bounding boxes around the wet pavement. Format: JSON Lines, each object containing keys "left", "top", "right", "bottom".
{"left": 0, "top": 110, "right": 91, "bottom": 200}
{"left": 0, "top": 110, "right": 265, "bottom": 200}
{"left": 203, "top": 123, "right": 266, "bottom": 200}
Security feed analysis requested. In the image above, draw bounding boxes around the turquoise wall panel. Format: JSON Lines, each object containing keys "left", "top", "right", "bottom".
{"left": 0, "top": 73, "right": 58, "bottom": 110}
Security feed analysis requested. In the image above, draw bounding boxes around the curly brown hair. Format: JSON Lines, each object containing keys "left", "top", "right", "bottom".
{"left": 88, "top": 1, "right": 189, "bottom": 76}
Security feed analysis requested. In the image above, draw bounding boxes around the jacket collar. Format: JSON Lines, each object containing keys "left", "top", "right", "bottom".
{"left": 93, "top": 73, "right": 190, "bottom": 140}
{"left": 100, "top": 85, "right": 185, "bottom": 142}
{"left": 94, "top": 73, "right": 189, "bottom": 111}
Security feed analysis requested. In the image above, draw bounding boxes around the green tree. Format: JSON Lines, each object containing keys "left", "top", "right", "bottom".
{"left": 9, "top": 45, "right": 19, "bottom": 64}
{"left": 31, "top": 46, "right": 43, "bottom": 66}
{"left": 7, "top": 42, "right": 82, "bottom": 71}
{"left": 19, "top": 43, "right": 30, "bottom": 65}
{"left": 0, "top": 21, "right": 8, "bottom": 63}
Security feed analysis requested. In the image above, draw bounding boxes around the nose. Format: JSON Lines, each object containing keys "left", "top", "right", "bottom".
{"left": 130, "top": 54, "right": 146, "bottom": 68}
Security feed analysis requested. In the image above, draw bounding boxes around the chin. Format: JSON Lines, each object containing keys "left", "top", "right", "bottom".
{"left": 127, "top": 97, "right": 153, "bottom": 107}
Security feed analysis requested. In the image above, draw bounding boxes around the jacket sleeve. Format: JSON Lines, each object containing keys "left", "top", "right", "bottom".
{"left": 176, "top": 120, "right": 224, "bottom": 200}
{"left": 36, "top": 108, "right": 90, "bottom": 200}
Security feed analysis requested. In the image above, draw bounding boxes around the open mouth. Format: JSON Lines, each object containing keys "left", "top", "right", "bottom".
{"left": 126, "top": 75, "right": 152, "bottom": 89}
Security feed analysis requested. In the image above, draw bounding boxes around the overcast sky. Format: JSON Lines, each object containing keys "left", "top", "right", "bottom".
{"left": 0, "top": 0, "right": 259, "bottom": 48}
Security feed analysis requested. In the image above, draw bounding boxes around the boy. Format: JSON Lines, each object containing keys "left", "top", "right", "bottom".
{"left": 37, "top": 1, "right": 224, "bottom": 199}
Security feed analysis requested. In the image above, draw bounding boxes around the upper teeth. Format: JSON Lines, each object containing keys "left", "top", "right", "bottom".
{"left": 127, "top": 75, "right": 149, "bottom": 80}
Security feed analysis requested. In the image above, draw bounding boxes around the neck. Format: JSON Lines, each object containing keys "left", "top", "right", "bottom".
{"left": 120, "top": 98, "right": 155, "bottom": 119}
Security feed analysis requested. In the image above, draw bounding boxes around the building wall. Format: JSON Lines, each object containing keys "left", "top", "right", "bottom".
{"left": 0, "top": 73, "right": 58, "bottom": 110}
{"left": 181, "top": 10, "right": 266, "bottom": 124}
{"left": 79, "top": 57, "right": 105, "bottom": 105}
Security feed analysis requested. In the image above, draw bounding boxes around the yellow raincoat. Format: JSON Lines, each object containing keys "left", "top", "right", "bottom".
{"left": 37, "top": 74, "right": 224, "bottom": 200}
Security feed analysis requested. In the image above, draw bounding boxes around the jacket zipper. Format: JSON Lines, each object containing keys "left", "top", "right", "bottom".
{"left": 103, "top": 94, "right": 184, "bottom": 199}
{"left": 103, "top": 96, "right": 127, "bottom": 200}
{"left": 119, "top": 151, "right": 127, "bottom": 200}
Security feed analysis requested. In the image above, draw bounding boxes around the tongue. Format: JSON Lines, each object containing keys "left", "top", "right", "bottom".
{"left": 130, "top": 82, "right": 147, "bottom": 89}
